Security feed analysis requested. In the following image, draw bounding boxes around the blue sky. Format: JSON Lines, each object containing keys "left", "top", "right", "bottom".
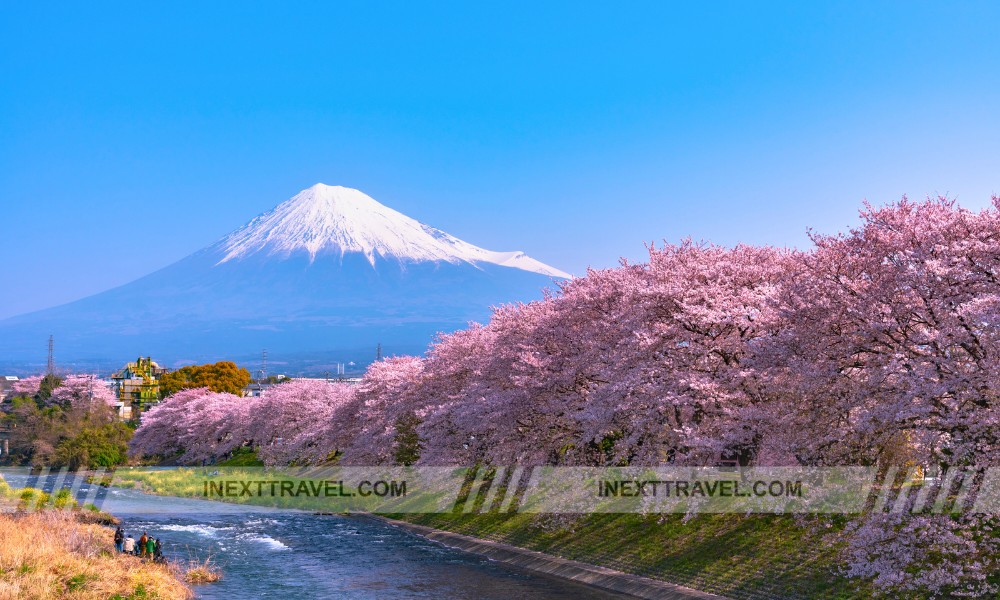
{"left": 2, "top": 2, "right": 999, "bottom": 319}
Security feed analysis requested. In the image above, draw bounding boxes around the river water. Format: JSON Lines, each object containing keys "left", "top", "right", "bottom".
{"left": 2, "top": 473, "right": 626, "bottom": 599}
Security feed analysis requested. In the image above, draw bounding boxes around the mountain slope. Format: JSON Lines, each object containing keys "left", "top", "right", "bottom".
{"left": 0, "top": 184, "right": 569, "bottom": 371}
{"left": 216, "top": 184, "right": 570, "bottom": 278}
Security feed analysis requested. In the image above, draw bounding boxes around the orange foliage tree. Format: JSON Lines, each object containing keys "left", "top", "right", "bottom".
{"left": 159, "top": 361, "right": 251, "bottom": 397}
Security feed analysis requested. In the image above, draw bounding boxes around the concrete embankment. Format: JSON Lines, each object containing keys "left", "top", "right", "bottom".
{"left": 365, "top": 515, "right": 727, "bottom": 600}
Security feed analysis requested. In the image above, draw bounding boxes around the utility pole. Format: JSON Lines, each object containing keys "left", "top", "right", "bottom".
{"left": 87, "top": 373, "right": 94, "bottom": 411}
{"left": 46, "top": 335, "right": 54, "bottom": 375}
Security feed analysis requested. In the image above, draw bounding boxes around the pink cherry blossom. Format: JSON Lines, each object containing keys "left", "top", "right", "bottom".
{"left": 49, "top": 374, "right": 118, "bottom": 409}
{"left": 10, "top": 375, "right": 43, "bottom": 397}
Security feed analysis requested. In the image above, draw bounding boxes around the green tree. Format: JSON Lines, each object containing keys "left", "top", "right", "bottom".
{"left": 159, "top": 361, "right": 252, "bottom": 397}
{"left": 2, "top": 382, "right": 128, "bottom": 468}
{"left": 36, "top": 374, "right": 63, "bottom": 404}
{"left": 55, "top": 422, "right": 133, "bottom": 469}
{"left": 392, "top": 412, "right": 422, "bottom": 466}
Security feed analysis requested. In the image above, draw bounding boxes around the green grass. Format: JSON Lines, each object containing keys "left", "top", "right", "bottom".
{"left": 391, "top": 512, "right": 871, "bottom": 600}
{"left": 110, "top": 466, "right": 418, "bottom": 513}
{"left": 0, "top": 475, "right": 118, "bottom": 524}
{"left": 66, "top": 572, "right": 93, "bottom": 591}
{"left": 110, "top": 583, "right": 151, "bottom": 600}
{"left": 112, "top": 468, "right": 205, "bottom": 497}
{"left": 216, "top": 448, "right": 265, "bottom": 467}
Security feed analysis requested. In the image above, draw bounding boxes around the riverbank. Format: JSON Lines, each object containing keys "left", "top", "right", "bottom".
{"left": 0, "top": 510, "right": 193, "bottom": 599}
{"left": 0, "top": 474, "right": 221, "bottom": 599}
{"left": 368, "top": 515, "right": 724, "bottom": 599}
{"left": 389, "top": 513, "right": 870, "bottom": 600}
{"left": 106, "top": 467, "right": 872, "bottom": 598}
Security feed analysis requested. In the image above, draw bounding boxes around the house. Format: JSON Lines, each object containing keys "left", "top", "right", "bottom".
{"left": 243, "top": 382, "right": 276, "bottom": 398}
{"left": 0, "top": 376, "right": 19, "bottom": 402}
{"left": 111, "top": 357, "right": 168, "bottom": 418}
{"left": 0, "top": 376, "right": 16, "bottom": 456}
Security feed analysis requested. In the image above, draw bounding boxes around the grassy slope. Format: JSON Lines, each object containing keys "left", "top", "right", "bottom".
{"left": 393, "top": 512, "right": 870, "bottom": 600}
{"left": 215, "top": 448, "right": 264, "bottom": 467}
{"left": 0, "top": 510, "right": 193, "bottom": 600}
{"left": 0, "top": 476, "right": 217, "bottom": 599}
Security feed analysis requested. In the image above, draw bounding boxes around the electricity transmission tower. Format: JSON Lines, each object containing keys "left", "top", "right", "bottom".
{"left": 46, "top": 335, "right": 54, "bottom": 375}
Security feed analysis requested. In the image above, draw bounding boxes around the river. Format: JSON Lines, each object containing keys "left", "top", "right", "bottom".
{"left": 2, "top": 473, "right": 627, "bottom": 599}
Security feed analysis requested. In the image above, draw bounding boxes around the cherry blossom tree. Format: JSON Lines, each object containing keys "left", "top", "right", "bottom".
{"left": 341, "top": 356, "right": 425, "bottom": 465}
{"left": 585, "top": 242, "right": 793, "bottom": 466}
{"left": 415, "top": 241, "right": 792, "bottom": 468}
{"left": 49, "top": 375, "right": 118, "bottom": 410}
{"left": 10, "top": 375, "right": 43, "bottom": 397}
{"left": 130, "top": 381, "right": 359, "bottom": 465}
{"left": 757, "top": 197, "right": 1000, "bottom": 468}
{"left": 245, "top": 380, "right": 357, "bottom": 465}
{"left": 128, "top": 387, "right": 204, "bottom": 459}
{"left": 128, "top": 387, "right": 245, "bottom": 462}
{"left": 844, "top": 513, "right": 999, "bottom": 597}
{"left": 751, "top": 197, "right": 1000, "bottom": 595}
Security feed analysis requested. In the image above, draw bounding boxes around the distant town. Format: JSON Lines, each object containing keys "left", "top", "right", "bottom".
{"left": 0, "top": 341, "right": 370, "bottom": 463}
{"left": 1, "top": 353, "right": 365, "bottom": 417}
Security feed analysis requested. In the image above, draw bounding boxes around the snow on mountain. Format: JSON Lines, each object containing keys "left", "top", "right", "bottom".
{"left": 216, "top": 184, "right": 571, "bottom": 278}
{"left": 0, "top": 184, "right": 570, "bottom": 370}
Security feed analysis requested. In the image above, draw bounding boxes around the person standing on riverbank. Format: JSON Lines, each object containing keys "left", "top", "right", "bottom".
{"left": 123, "top": 534, "right": 135, "bottom": 555}
{"left": 114, "top": 526, "right": 124, "bottom": 553}
{"left": 145, "top": 535, "right": 155, "bottom": 559}
{"left": 138, "top": 532, "right": 148, "bottom": 557}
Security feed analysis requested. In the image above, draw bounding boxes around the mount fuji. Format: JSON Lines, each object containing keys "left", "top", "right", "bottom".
{"left": 0, "top": 184, "right": 570, "bottom": 371}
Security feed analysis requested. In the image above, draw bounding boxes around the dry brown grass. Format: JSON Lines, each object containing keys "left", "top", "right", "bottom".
{"left": 182, "top": 559, "right": 222, "bottom": 584}
{"left": 0, "top": 510, "right": 193, "bottom": 599}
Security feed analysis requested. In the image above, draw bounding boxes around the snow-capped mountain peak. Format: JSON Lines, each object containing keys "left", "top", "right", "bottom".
{"left": 215, "top": 184, "right": 571, "bottom": 278}
{"left": 0, "top": 183, "right": 570, "bottom": 365}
